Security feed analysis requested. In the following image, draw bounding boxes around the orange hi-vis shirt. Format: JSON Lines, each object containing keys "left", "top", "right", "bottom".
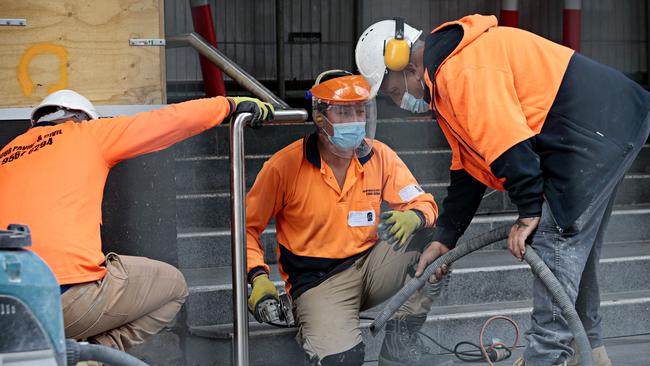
{"left": 0, "top": 97, "right": 232, "bottom": 285}
{"left": 246, "top": 133, "right": 438, "bottom": 297}
{"left": 423, "top": 14, "right": 574, "bottom": 190}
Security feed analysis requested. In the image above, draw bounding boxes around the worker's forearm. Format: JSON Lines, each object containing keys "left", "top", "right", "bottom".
{"left": 431, "top": 169, "right": 486, "bottom": 248}
{"left": 93, "top": 96, "right": 232, "bottom": 165}
{"left": 490, "top": 138, "right": 544, "bottom": 218}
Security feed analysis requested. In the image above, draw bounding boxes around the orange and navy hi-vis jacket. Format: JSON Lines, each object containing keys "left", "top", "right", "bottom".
{"left": 423, "top": 14, "right": 650, "bottom": 247}
{"left": 246, "top": 132, "right": 437, "bottom": 298}
{"left": 0, "top": 97, "right": 232, "bottom": 285}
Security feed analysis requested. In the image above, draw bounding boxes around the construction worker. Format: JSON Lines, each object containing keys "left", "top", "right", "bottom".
{"left": 245, "top": 71, "right": 450, "bottom": 366}
{"left": 0, "top": 90, "right": 273, "bottom": 351}
{"left": 355, "top": 15, "right": 650, "bottom": 366}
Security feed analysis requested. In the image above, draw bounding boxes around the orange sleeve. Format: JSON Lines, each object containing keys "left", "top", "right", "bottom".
{"left": 380, "top": 147, "right": 438, "bottom": 227}
{"left": 85, "top": 97, "right": 232, "bottom": 166}
{"left": 245, "top": 159, "right": 286, "bottom": 274}
{"left": 441, "top": 67, "right": 535, "bottom": 165}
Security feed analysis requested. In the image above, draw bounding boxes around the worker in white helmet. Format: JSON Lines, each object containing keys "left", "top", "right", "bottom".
{"left": 355, "top": 15, "right": 650, "bottom": 366}
{"left": 0, "top": 89, "right": 273, "bottom": 351}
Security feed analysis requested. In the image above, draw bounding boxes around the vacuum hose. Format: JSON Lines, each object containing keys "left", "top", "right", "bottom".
{"left": 369, "top": 225, "right": 594, "bottom": 366}
{"left": 66, "top": 339, "right": 149, "bottom": 366}
{"left": 524, "top": 248, "right": 593, "bottom": 366}
{"left": 370, "top": 225, "right": 508, "bottom": 334}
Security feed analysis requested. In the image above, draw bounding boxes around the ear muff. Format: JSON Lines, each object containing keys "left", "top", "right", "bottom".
{"left": 384, "top": 17, "right": 411, "bottom": 72}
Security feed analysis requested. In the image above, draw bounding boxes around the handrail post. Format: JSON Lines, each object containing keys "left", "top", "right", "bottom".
{"left": 230, "top": 112, "right": 251, "bottom": 366}
{"left": 228, "top": 109, "right": 307, "bottom": 365}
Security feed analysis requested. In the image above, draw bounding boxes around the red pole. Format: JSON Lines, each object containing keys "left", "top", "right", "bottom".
{"left": 190, "top": 0, "right": 227, "bottom": 97}
{"left": 500, "top": 0, "right": 519, "bottom": 28}
{"left": 563, "top": 0, "right": 582, "bottom": 51}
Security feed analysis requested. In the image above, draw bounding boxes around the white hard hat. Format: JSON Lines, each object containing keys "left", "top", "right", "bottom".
{"left": 355, "top": 20, "right": 422, "bottom": 99}
{"left": 31, "top": 89, "right": 99, "bottom": 124}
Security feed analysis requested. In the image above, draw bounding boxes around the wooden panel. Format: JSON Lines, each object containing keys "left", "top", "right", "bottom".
{"left": 0, "top": 0, "right": 165, "bottom": 108}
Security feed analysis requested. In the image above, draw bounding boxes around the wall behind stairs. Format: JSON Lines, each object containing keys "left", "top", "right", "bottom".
{"left": 165, "top": 0, "right": 648, "bottom": 86}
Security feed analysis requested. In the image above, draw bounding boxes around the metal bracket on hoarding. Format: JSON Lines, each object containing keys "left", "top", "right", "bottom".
{"left": 0, "top": 19, "right": 27, "bottom": 26}
{"left": 129, "top": 38, "right": 166, "bottom": 46}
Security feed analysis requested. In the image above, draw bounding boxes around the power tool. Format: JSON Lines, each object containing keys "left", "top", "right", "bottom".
{"left": 255, "top": 292, "right": 295, "bottom": 327}
{"left": 0, "top": 224, "right": 66, "bottom": 365}
{"left": 0, "top": 224, "right": 148, "bottom": 366}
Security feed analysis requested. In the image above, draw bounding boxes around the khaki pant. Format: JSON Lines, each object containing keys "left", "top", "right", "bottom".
{"left": 294, "top": 239, "right": 435, "bottom": 361}
{"left": 61, "top": 253, "right": 189, "bottom": 350}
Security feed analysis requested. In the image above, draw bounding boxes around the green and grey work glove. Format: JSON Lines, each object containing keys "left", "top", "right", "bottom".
{"left": 247, "top": 274, "right": 280, "bottom": 323}
{"left": 227, "top": 97, "right": 275, "bottom": 128}
{"left": 377, "top": 210, "right": 423, "bottom": 250}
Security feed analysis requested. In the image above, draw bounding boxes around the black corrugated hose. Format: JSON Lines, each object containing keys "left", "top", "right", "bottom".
{"left": 66, "top": 339, "right": 149, "bottom": 366}
{"left": 369, "top": 225, "right": 594, "bottom": 366}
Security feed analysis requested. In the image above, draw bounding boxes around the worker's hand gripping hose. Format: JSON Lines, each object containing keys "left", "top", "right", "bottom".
{"left": 369, "top": 225, "right": 595, "bottom": 366}
{"left": 370, "top": 225, "right": 510, "bottom": 335}
{"left": 66, "top": 339, "right": 149, "bottom": 366}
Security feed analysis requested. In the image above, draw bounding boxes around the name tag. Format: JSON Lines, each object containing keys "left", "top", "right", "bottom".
{"left": 399, "top": 184, "right": 425, "bottom": 202}
{"left": 348, "top": 210, "right": 376, "bottom": 227}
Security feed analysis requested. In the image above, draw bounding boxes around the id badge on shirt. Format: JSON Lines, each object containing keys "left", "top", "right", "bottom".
{"left": 348, "top": 210, "right": 376, "bottom": 227}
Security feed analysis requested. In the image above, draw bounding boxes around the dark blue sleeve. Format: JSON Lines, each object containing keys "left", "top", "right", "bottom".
{"left": 490, "top": 138, "right": 544, "bottom": 218}
{"left": 431, "top": 169, "right": 486, "bottom": 249}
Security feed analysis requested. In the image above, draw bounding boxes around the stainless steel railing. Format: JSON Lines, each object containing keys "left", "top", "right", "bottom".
{"left": 229, "top": 109, "right": 307, "bottom": 366}
{"left": 167, "top": 32, "right": 308, "bottom": 366}
{"left": 166, "top": 33, "right": 290, "bottom": 109}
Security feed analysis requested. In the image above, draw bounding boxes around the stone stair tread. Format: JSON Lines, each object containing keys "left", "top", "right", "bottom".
{"left": 176, "top": 205, "right": 650, "bottom": 239}
{"left": 188, "top": 289, "right": 650, "bottom": 339}
{"left": 175, "top": 148, "right": 455, "bottom": 162}
{"left": 182, "top": 240, "right": 650, "bottom": 293}
{"left": 174, "top": 173, "right": 650, "bottom": 200}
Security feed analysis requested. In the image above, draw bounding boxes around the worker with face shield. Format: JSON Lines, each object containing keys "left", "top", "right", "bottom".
{"left": 311, "top": 70, "right": 377, "bottom": 164}
{"left": 245, "top": 71, "right": 450, "bottom": 365}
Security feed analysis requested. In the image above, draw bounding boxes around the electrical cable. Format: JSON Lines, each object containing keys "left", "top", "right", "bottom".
{"left": 479, "top": 315, "right": 520, "bottom": 365}
{"left": 360, "top": 315, "right": 520, "bottom": 364}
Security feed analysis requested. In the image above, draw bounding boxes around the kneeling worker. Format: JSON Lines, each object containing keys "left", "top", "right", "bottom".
{"left": 246, "top": 71, "right": 447, "bottom": 365}
{"left": 0, "top": 89, "right": 273, "bottom": 351}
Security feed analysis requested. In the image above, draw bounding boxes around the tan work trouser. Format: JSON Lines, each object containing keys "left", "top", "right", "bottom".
{"left": 61, "top": 253, "right": 189, "bottom": 350}
{"left": 294, "top": 240, "right": 435, "bottom": 361}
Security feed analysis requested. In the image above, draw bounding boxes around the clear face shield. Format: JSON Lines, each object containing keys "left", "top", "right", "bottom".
{"left": 314, "top": 99, "right": 377, "bottom": 159}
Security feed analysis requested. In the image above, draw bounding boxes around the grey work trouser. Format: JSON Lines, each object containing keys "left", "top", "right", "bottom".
{"left": 524, "top": 116, "right": 650, "bottom": 365}
{"left": 61, "top": 253, "right": 188, "bottom": 351}
{"left": 294, "top": 239, "right": 437, "bottom": 363}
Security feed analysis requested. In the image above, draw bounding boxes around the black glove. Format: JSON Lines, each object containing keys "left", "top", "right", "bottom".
{"left": 227, "top": 97, "right": 275, "bottom": 128}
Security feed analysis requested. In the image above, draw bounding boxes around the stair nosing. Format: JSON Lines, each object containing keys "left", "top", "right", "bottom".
{"left": 175, "top": 206, "right": 650, "bottom": 238}
{"left": 182, "top": 241, "right": 650, "bottom": 291}
{"left": 187, "top": 290, "right": 650, "bottom": 338}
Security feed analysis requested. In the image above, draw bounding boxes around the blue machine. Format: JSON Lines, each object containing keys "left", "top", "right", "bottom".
{"left": 0, "top": 224, "right": 66, "bottom": 366}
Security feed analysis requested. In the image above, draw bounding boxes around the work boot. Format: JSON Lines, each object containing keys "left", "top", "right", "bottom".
{"left": 512, "top": 357, "right": 567, "bottom": 366}
{"left": 378, "top": 314, "right": 453, "bottom": 366}
{"left": 566, "top": 340, "right": 613, "bottom": 366}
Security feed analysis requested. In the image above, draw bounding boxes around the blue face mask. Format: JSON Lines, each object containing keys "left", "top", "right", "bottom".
{"left": 399, "top": 72, "right": 430, "bottom": 114}
{"left": 327, "top": 121, "right": 366, "bottom": 150}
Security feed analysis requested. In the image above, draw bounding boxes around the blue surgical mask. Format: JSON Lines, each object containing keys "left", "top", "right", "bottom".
{"left": 399, "top": 72, "right": 430, "bottom": 114}
{"left": 327, "top": 121, "right": 366, "bottom": 149}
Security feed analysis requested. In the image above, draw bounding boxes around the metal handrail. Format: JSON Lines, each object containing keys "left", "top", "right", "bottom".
{"left": 230, "top": 110, "right": 307, "bottom": 366}
{"left": 168, "top": 30, "right": 307, "bottom": 366}
{"left": 166, "top": 33, "right": 290, "bottom": 109}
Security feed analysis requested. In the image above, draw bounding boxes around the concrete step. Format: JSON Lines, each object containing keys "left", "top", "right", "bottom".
{"left": 183, "top": 290, "right": 650, "bottom": 366}
{"left": 176, "top": 207, "right": 650, "bottom": 269}
{"left": 174, "top": 143, "right": 650, "bottom": 194}
{"left": 180, "top": 240, "right": 650, "bottom": 327}
{"left": 173, "top": 119, "right": 449, "bottom": 158}
{"left": 174, "top": 149, "right": 454, "bottom": 193}
{"left": 176, "top": 174, "right": 650, "bottom": 229}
